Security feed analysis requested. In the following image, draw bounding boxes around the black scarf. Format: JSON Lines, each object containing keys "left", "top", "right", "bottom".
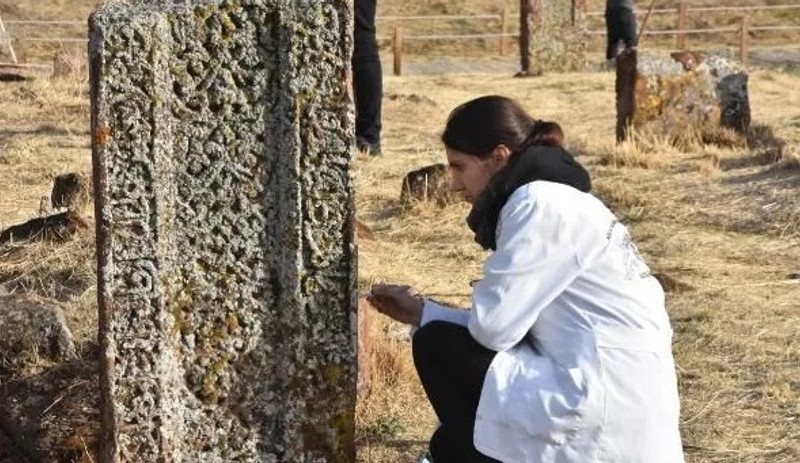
{"left": 466, "top": 146, "right": 592, "bottom": 251}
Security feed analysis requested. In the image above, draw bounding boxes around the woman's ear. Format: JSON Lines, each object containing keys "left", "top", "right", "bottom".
{"left": 490, "top": 144, "right": 512, "bottom": 167}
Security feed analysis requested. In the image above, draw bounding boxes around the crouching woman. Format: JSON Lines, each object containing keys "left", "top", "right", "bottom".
{"left": 368, "top": 95, "right": 684, "bottom": 463}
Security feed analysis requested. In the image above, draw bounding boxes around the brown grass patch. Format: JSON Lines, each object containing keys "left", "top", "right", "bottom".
{"left": 774, "top": 145, "right": 800, "bottom": 170}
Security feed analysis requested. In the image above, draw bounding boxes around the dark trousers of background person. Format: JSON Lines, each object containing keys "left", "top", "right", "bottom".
{"left": 413, "top": 321, "right": 502, "bottom": 463}
{"left": 605, "top": 7, "right": 638, "bottom": 60}
{"left": 353, "top": 0, "right": 382, "bottom": 154}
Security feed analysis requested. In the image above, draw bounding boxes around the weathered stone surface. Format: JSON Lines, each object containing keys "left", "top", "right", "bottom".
{"left": 520, "top": 0, "right": 587, "bottom": 74}
{"left": 51, "top": 172, "right": 91, "bottom": 211}
{"left": 90, "top": 1, "right": 357, "bottom": 462}
{"left": 400, "top": 163, "right": 454, "bottom": 207}
{"left": 0, "top": 360, "right": 99, "bottom": 463}
{"left": 616, "top": 48, "right": 751, "bottom": 142}
{"left": 0, "top": 294, "right": 77, "bottom": 378}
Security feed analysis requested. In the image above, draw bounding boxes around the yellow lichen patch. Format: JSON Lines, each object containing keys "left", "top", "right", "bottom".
{"left": 93, "top": 122, "right": 111, "bottom": 148}
{"left": 329, "top": 410, "right": 356, "bottom": 463}
{"left": 324, "top": 364, "right": 344, "bottom": 385}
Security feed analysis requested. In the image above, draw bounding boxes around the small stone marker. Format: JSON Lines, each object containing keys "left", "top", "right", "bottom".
{"left": 51, "top": 172, "right": 90, "bottom": 211}
{"left": 400, "top": 163, "right": 454, "bottom": 207}
{"left": 90, "top": 1, "right": 357, "bottom": 461}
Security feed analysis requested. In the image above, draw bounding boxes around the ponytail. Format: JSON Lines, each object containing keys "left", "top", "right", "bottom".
{"left": 441, "top": 95, "right": 565, "bottom": 158}
{"left": 516, "top": 120, "right": 565, "bottom": 153}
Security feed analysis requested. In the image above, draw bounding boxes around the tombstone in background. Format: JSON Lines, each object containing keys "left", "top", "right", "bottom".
{"left": 616, "top": 48, "right": 751, "bottom": 143}
{"left": 90, "top": 1, "right": 357, "bottom": 462}
{"left": 519, "top": 0, "right": 587, "bottom": 75}
{"left": 400, "top": 164, "right": 454, "bottom": 208}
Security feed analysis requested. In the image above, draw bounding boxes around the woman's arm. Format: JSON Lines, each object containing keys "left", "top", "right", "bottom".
{"left": 468, "top": 184, "right": 584, "bottom": 351}
{"left": 420, "top": 299, "right": 470, "bottom": 327}
{"left": 367, "top": 285, "right": 470, "bottom": 327}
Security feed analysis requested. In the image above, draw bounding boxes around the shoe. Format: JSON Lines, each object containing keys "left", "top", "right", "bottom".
{"left": 357, "top": 137, "right": 382, "bottom": 157}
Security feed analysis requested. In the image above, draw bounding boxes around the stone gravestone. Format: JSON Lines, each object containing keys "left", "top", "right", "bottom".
{"left": 616, "top": 48, "right": 751, "bottom": 143}
{"left": 519, "top": 0, "right": 587, "bottom": 74}
{"left": 90, "top": 1, "right": 357, "bottom": 462}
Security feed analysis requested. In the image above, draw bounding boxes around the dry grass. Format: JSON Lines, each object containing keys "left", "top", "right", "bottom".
{"left": 1, "top": 63, "right": 799, "bottom": 462}
{"left": 0, "top": 72, "right": 91, "bottom": 225}
{"left": 356, "top": 69, "right": 800, "bottom": 462}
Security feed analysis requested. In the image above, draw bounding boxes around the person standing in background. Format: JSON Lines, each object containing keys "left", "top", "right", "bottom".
{"left": 354, "top": 0, "right": 383, "bottom": 157}
{"left": 605, "top": 0, "right": 637, "bottom": 65}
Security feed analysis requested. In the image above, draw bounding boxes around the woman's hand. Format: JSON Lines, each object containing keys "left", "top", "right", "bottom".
{"left": 367, "top": 284, "right": 424, "bottom": 326}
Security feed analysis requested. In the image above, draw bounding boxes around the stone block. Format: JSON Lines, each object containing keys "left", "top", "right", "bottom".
{"left": 521, "top": 0, "right": 587, "bottom": 74}
{"left": 51, "top": 172, "right": 91, "bottom": 211}
{"left": 400, "top": 163, "right": 454, "bottom": 207}
{"left": 0, "top": 294, "right": 77, "bottom": 378}
{"left": 90, "top": 1, "right": 357, "bottom": 461}
{"left": 616, "top": 48, "right": 751, "bottom": 143}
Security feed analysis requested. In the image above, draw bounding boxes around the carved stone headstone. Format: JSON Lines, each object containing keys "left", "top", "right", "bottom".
{"left": 519, "top": 0, "right": 587, "bottom": 74}
{"left": 90, "top": 1, "right": 357, "bottom": 462}
{"left": 616, "top": 48, "right": 751, "bottom": 143}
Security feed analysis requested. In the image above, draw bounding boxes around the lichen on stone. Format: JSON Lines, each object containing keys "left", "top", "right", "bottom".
{"left": 91, "top": 1, "right": 357, "bottom": 461}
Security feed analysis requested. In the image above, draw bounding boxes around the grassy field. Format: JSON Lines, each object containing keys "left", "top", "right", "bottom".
{"left": 1, "top": 0, "right": 800, "bottom": 462}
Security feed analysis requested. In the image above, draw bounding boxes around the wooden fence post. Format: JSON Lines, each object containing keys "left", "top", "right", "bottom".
{"left": 519, "top": 0, "right": 533, "bottom": 74}
{"left": 739, "top": 15, "right": 749, "bottom": 67}
{"left": 500, "top": 6, "right": 510, "bottom": 56}
{"left": 676, "top": 2, "right": 688, "bottom": 50}
{"left": 393, "top": 26, "right": 403, "bottom": 76}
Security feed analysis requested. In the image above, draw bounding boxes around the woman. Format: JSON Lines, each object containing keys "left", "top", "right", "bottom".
{"left": 368, "top": 96, "right": 684, "bottom": 463}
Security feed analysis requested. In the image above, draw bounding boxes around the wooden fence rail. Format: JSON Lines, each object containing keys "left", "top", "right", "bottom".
{"left": 383, "top": 2, "right": 800, "bottom": 75}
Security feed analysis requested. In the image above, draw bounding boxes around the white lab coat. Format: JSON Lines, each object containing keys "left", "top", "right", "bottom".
{"left": 421, "top": 181, "right": 684, "bottom": 463}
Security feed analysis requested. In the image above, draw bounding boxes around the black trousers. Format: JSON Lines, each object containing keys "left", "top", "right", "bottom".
{"left": 353, "top": 0, "right": 382, "bottom": 147}
{"left": 605, "top": 7, "right": 638, "bottom": 60}
{"left": 412, "top": 321, "right": 501, "bottom": 463}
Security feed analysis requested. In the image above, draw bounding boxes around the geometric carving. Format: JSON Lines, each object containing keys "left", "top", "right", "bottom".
{"left": 90, "top": 1, "right": 357, "bottom": 461}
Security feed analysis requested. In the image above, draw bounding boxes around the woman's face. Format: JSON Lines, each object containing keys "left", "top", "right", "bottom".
{"left": 446, "top": 146, "right": 510, "bottom": 204}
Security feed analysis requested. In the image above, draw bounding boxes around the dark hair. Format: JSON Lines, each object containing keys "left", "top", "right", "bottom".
{"left": 441, "top": 95, "right": 564, "bottom": 158}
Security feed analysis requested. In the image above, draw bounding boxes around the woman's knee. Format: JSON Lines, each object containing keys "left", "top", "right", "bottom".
{"left": 412, "top": 321, "right": 463, "bottom": 362}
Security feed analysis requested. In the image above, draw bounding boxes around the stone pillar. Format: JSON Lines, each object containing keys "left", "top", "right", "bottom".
{"left": 519, "top": 0, "right": 587, "bottom": 74}
{"left": 616, "top": 49, "right": 751, "bottom": 142}
{"left": 90, "top": 1, "right": 357, "bottom": 462}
